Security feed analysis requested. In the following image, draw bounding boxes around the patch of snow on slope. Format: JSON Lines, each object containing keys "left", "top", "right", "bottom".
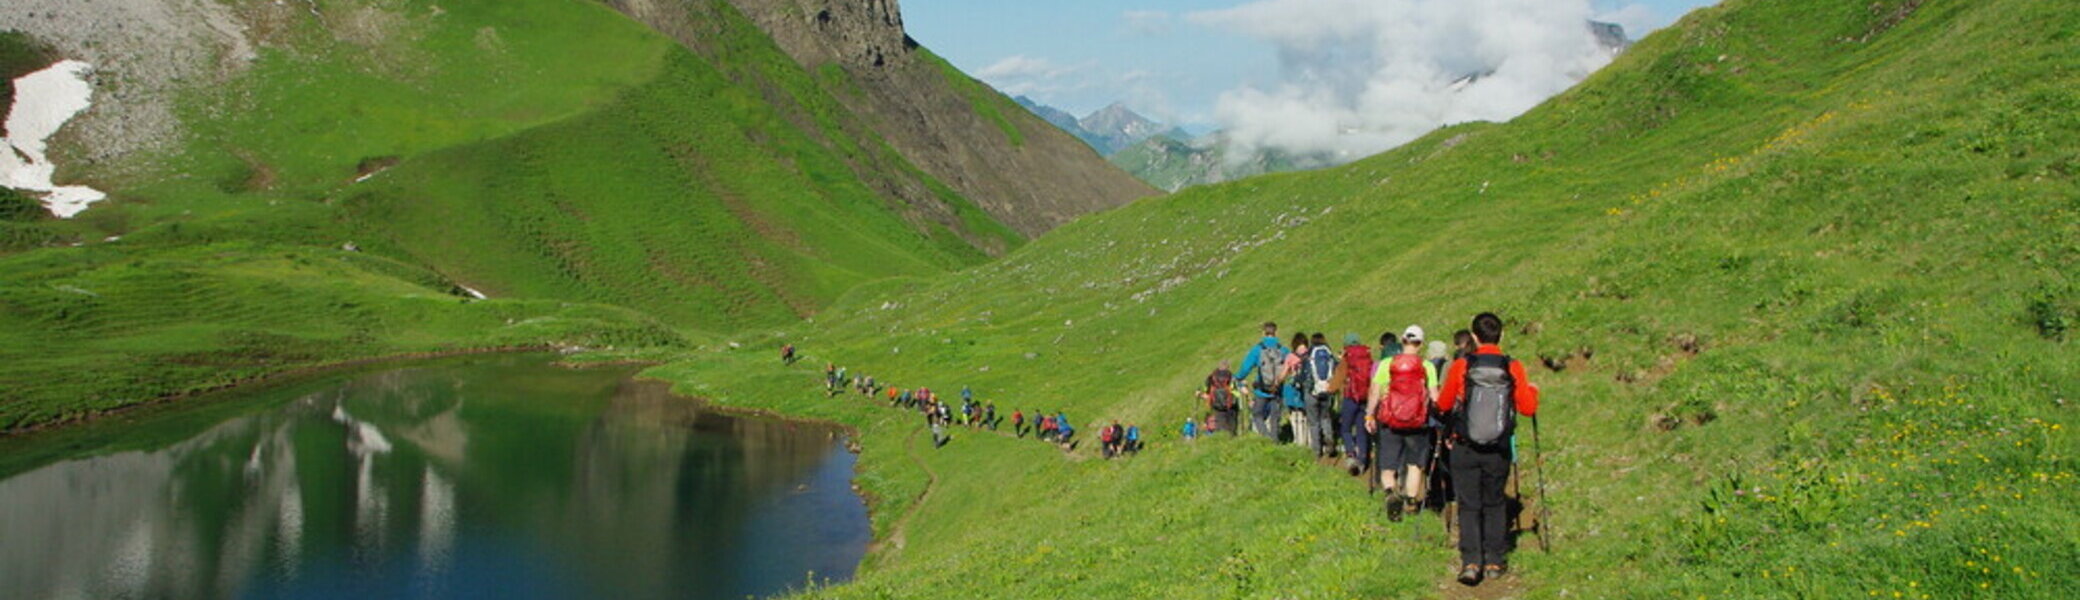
{"left": 1, "top": 60, "right": 106, "bottom": 218}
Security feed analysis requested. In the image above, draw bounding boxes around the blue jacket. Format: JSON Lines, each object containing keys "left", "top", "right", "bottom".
{"left": 1126, "top": 426, "right": 1140, "bottom": 441}
{"left": 1057, "top": 414, "right": 1073, "bottom": 435}
{"left": 1234, "top": 336, "right": 1288, "bottom": 399}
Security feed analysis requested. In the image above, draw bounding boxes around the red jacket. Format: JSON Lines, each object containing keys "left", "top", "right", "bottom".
{"left": 1436, "top": 345, "right": 1539, "bottom": 417}
{"left": 1341, "top": 344, "right": 1375, "bottom": 401}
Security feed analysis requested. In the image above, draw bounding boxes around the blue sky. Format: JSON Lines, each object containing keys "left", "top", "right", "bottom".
{"left": 903, "top": 0, "right": 1720, "bottom": 131}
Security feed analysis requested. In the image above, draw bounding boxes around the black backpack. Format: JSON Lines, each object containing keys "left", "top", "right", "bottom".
{"left": 1458, "top": 354, "right": 1516, "bottom": 446}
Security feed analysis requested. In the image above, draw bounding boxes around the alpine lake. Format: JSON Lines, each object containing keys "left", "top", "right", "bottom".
{"left": 0, "top": 353, "right": 869, "bottom": 600}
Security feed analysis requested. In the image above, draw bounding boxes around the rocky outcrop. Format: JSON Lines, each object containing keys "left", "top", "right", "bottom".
{"left": 0, "top": 0, "right": 256, "bottom": 173}
{"left": 607, "top": 0, "right": 1156, "bottom": 236}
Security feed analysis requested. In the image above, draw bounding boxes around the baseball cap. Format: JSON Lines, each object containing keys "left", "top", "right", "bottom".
{"left": 1402, "top": 325, "right": 1425, "bottom": 344}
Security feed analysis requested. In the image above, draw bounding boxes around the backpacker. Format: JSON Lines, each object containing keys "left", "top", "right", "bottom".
{"left": 1308, "top": 345, "right": 1338, "bottom": 396}
{"left": 1459, "top": 353, "right": 1516, "bottom": 445}
{"left": 1253, "top": 343, "right": 1287, "bottom": 394}
{"left": 1343, "top": 345, "right": 1376, "bottom": 402}
{"left": 1377, "top": 353, "right": 1429, "bottom": 430}
{"left": 1208, "top": 369, "right": 1238, "bottom": 411}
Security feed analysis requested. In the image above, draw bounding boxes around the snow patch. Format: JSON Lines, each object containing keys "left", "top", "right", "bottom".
{"left": 1, "top": 60, "right": 106, "bottom": 218}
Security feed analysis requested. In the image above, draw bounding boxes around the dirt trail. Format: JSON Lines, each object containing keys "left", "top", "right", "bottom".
{"left": 872, "top": 424, "right": 940, "bottom": 563}
{"left": 1433, "top": 574, "right": 1527, "bottom": 600}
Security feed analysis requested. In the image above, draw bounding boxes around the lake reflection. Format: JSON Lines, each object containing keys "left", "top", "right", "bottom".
{"left": 0, "top": 355, "right": 868, "bottom": 600}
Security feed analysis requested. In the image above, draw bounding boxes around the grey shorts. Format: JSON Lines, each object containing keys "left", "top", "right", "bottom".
{"left": 1375, "top": 427, "right": 1433, "bottom": 472}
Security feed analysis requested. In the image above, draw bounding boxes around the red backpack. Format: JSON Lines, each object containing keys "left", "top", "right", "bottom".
{"left": 1376, "top": 353, "right": 1429, "bottom": 430}
{"left": 1342, "top": 345, "right": 1375, "bottom": 401}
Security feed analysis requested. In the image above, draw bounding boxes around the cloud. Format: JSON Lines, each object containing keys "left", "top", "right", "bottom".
{"left": 1123, "top": 10, "right": 1174, "bottom": 36}
{"left": 1188, "top": 0, "right": 1617, "bottom": 161}
{"left": 976, "top": 55, "right": 1078, "bottom": 80}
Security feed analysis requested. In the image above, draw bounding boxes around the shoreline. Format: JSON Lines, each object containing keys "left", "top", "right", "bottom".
{"left": 1, "top": 345, "right": 554, "bottom": 437}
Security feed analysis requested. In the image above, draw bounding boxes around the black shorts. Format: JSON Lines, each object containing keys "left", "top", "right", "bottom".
{"left": 1375, "top": 427, "right": 1433, "bottom": 472}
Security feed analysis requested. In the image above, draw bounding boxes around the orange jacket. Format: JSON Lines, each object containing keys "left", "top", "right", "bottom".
{"left": 1435, "top": 344, "right": 1538, "bottom": 417}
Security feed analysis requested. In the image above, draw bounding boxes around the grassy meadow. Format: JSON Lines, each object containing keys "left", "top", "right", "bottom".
{"left": 0, "top": 0, "right": 2072, "bottom": 598}
{"left": 634, "top": 0, "right": 2075, "bottom": 597}
{"left": 0, "top": 0, "right": 1018, "bottom": 427}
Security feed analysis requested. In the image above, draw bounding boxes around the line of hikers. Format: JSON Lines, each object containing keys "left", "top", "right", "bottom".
{"left": 1203, "top": 315, "right": 1539, "bottom": 586}
{"left": 817, "top": 361, "right": 1105, "bottom": 453}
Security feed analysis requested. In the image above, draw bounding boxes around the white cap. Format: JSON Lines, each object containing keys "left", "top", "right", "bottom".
{"left": 1402, "top": 325, "right": 1425, "bottom": 344}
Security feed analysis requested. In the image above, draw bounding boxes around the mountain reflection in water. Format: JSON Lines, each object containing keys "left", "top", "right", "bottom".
{"left": 0, "top": 355, "right": 868, "bottom": 600}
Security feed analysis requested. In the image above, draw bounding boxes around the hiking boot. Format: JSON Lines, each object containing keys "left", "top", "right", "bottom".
{"left": 1485, "top": 564, "right": 1508, "bottom": 580}
{"left": 1386, "top": 496, "right": 1403, "bottom": 522}
{"left": 1456, "top": 564, "right": 1482, "bottom": 585}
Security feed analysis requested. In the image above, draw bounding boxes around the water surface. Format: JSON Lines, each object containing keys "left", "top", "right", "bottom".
{"left": 0, "top": 354, "right": 868, "bottom": 599}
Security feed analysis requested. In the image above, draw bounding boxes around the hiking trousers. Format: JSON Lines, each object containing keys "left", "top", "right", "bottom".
{"left": 1252, "top": 397, "right": 1279, "bottom": 439}
{"left": 1310, "top": 396, "right": 1336, "bottom": 455}
{"left": 1216, "top": 408, "right": 1241, "bottom": 436}
{"left": 1450, "top": 442, "right": 1513, "bottom": 566}
{"left": 1339, "top": 398, "right": 1368, "bottom": 460}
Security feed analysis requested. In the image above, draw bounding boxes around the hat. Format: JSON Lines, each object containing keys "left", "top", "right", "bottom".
{"left": 1344, "top": 332, "right": 1361, "bottom": 346}
{"left": 1402, "top": 325, "right": 1425, "bottom": 344}
{"left": 1426, "top": 340, "right": 1448, "bottom": 360}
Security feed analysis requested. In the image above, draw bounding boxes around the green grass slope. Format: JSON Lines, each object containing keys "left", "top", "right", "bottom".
{"left": 0, "top": 0, "right": 1022, "bottom": 426}
{"left": 648, "top": 0, "right": 2076, "bottom": 597}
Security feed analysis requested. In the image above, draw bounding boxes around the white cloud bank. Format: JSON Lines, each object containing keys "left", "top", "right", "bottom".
{"left": 1190, "top": 0, "right": 1620, "bottom": 161}
{"left": 976, "top": 54, "right": 1091, "bottom": 96}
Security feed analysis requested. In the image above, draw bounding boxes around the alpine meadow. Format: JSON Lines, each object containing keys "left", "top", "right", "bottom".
{"left": 0, "top": 0, "right": 2073, "bottom": 599}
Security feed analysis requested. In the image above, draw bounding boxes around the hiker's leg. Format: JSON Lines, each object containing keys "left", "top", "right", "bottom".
{"left": 1378, "top": 430, "right": 1402, "bottom": 492}
{"left": 1478, "top": 448, "right": 1511, "bottom": 565}
{"left": 1451, "top": 446, "right": 1484, "bottom": 566}
{"left": 1406, "top": 430, "right": 1432, "bottom": 501}
{"left": 1318, "top": 402, "right": 1337, "bottom": 455}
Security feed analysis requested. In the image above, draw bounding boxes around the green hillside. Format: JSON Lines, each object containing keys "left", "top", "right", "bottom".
{"left": 0, "top": 0, "right": 1021, "bottom": 427}
{"left": 639, "top": 0, "right": 2076, "bottom": 597}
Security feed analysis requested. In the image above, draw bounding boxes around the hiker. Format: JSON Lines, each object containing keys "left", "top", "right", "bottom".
{"left": 782, "top": 343, "right": 797, "bottom": 365}
{"left": 1282, "top": 333, "right": 1311, "bottom": 446}
{"left": 1182, "top": 417, "right": 1198, "bottom": 441}
{"left": 1340, "top": 332, "right": 1377, "bottom": 474}
{"left": 1204, "top": 361, "right": 1241, "bottom": 436}
{"left": 1056, "top": 412, "right": 1076, "bottom": 447}
{"left": 1012, "top": 409, "right": 1027, "bottom": 437}
{"left": 1040, "top": 413, "right": 1057, "bottom": 442}
{"left": 986, "top": 402, "right": 998, "bottom": 430}
{"left": 931, "top": 408, "right": 950, "bottom": 448}
{"left": 1233, "top": 322, "right": 1290, "bottom": 440}
{"left": 1306, "top": 332, "right": 1340, "bottom": 459}
{"left": 1125, "top": 424, "right": 1142, "bottom": 455}
{"left": 1436, "top": 313, "right": 1540, "bottom": 585}
{"left": 1369, "top": 326, "right": 1439, "bottom": 522}
{"left": 1101, "top": 421, "right": 1122, "bottom": 458}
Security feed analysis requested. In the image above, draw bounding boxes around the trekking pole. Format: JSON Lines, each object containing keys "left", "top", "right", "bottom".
{"left": 1530, "top": 415, "right": 1553, "bottom": 553}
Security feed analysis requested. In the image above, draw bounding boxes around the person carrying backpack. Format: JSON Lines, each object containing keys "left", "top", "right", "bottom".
{"left": 1204, "top": 361, "right": 1241, "bottom": 436}
{"left": 1101, "top": 423, "right": 1120, "bottom": 458}
{"left": 1233, "top": 322, "right": 1289, "bottom": 440}
{"left": 1282, "top": 333, "right": 1311, "bottom": 446}
{"left": 1368, "top": 326, "right": 1439, "bottom": 522}
{"left": 1125, "top": 425, "right": 1141, "bottom": 455}
{"left": 1436, "top": 313, "right": 1539, "bottom": 585}
{"left": 1306, "top": 332, "right": 1341, "bottom": 459}
{"left": 1339, "top": 333, "right": 1377, "bottom": 474}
